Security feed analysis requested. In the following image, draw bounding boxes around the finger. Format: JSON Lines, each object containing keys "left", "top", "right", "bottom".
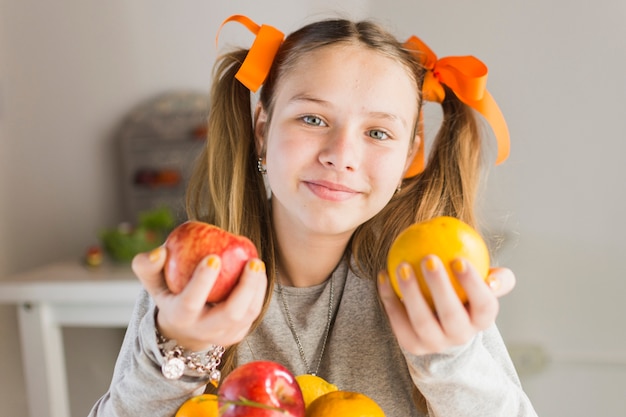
{"left": 421, "top": 256, "right": 467, "bottom": 316}
{"left": 377, "top": 270, "right": 424, "bottom": 350}
{"left": 220, "top": 259, "right": 267, "bottom": 322}
{"left": 131, "top": 246, "right": 168, "bottom": 298}
{"left": 455, "top": 258, "right": 499, "bottom": 330}
{"left": 239, "top": 259, "right": 268, "bottom": 320}
{"left": 395, "top": 262, "right": 442, "bottom": 335}
{"left": 201, "top": 260, "right": 267, "bottom": 347}
{"left": 377, "top": 270, "right": 405, "bottom": 317}
{"left": 176, "top": 254, "right": 221, "bottom": 311}
{"left": 245, "top": 259, "right": 268, "bottom": 317}
{"left": 486, "top": 267, "right": 516, "bottom": 298}
{"left": 421, "top": 256, "right": 472, "bottom": 342}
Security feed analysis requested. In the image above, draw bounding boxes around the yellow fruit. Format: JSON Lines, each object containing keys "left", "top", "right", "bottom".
{"left": 306, "top": 391, "right": 385, "bottom": 417}
{"left": 296, "top": 374, "right": 339, "bottom": 408}
{"left": 175, "top": 394, "right": 219, "bottom": 417}
{"left": 387, "top": 216, "right": 490, "bottom": 309}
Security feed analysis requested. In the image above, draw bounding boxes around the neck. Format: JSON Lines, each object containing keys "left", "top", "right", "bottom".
{"left": 273, "top": 212, "right": 351, "bottom": 288}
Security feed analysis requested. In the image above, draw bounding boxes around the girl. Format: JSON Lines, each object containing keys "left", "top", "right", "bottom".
{"left": 90, "top": 15, "right": 537, "bottom": 417}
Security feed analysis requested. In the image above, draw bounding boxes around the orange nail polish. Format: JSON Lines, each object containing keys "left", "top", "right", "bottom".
{"left": 399, "top": 264, "right": 412, "bottom": 281}
{"left": 451, "top": 259, "right": 466, "bottom": 274}
{"left": 424, "top": 256, "right": 438, "bottom": 272}
{"left": 249, "top": 260, "right": 265, "bottom": 273}
{"left": 207, "top": 256, "right": 220, "bottom": 269}
{"left": 149, "top": 247, "right": 161, "bottom": 262}
{"left": 486, "top": 275, "right": 501, "bottom": 291}
{"left": 378, "top": 271, "right": 387, "bottom": 285}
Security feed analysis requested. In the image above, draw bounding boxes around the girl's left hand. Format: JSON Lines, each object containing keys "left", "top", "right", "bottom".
{"left": 377, "top": 255, "right": 515, "bottom": 356}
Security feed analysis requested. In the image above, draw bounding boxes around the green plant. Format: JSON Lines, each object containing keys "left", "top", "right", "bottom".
{"left": 100, "top": 206, "right": 176, "bottom": 262}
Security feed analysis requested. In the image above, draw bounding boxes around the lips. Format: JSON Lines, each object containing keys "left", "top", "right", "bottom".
{"left": 303, "top": 180, "right": 360, "bottom": 201}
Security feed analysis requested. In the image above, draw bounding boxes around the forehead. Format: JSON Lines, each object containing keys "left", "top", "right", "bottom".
{"left": 273, "top": 43, "right": 419, "bottom": 118}
{"left": 282, "top": 42, "right": 415, "bottom": 83}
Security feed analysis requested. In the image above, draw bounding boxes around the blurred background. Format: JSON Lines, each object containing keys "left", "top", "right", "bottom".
{"left": 1, "top": 0, "right": 625, "bottom": 416}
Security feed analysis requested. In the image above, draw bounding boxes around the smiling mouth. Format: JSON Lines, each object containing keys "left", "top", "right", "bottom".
{"left": 304, "top": 180, "right": 359, "bottom": 201}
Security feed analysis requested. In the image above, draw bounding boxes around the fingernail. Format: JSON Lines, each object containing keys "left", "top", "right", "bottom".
{"left": 424, "top": 256, "right": 438, "bottom": 272}
{"left": 451, "top": 259, "right": 466, "bottom": 274}
{"left": 399, "top": 264, "right": 412, "bottom": 281}
{"left": 149, "top": 247, "right": 162, "bottom": 262}
{"left": 486, "top": 275, "right": 501, "bottom": 291}
{"left": 249, "top": 259, "right": 265, "bottom": 273}
{"left": 207, "top": 256, "right": 220, "bottom": 269}
{"left": 378, "top": 271, "right": 387, "bottom": 286}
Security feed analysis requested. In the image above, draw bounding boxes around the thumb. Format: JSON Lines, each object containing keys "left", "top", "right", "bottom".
{"left": 486, "top": 267, "right": 516, "bottom": 298}
{"left": 131, "top": 246, "right": 169, "bottom": 298}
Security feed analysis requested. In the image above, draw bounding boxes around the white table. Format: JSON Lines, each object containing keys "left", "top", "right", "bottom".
{"left": 0, "top": 261, "right": 142, "bottom": 417}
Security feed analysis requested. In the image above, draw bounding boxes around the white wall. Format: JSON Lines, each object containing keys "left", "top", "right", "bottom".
{"left": 1, "top": 0, "right": 625, "bottom": 416}
{"left": 370, "top": 1, "right": 626, "bottom": 416}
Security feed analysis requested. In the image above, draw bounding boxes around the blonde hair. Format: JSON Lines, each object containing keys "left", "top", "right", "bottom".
{"left": 187, "top": 18, "right": 483, "bottom": 388}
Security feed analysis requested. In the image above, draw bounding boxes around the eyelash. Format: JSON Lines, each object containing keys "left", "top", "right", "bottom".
{"left": 300, "top": 115, "right": 391, "bottom": 141}
{"left": 368, "top": 129, "right": 390, "bottom": 141}
{"left": 301, "top": 115, "right": 326, "bottom": 127}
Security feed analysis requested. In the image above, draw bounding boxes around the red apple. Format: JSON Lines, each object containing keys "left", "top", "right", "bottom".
{"left": 163, "top": 221, "right": 259, "bottom": 303}
{"left": 218, "top": 361, "right": 305, "bottom": 417}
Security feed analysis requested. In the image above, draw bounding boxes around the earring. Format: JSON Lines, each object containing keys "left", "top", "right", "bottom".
{"left": 395, "top": 183, "right": 402, "bottom": 194}
{"left": 257, "top": 157, "right": 267, "bottom": 174}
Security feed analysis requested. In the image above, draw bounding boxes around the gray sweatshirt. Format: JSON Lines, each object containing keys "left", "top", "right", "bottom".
{"left": 89, "top": 260, "right": 537, "bottom": 417}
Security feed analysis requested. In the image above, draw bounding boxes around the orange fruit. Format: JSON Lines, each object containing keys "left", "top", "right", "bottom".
{"left": 295, "top": 374, "right": 339, "bottom": 408}
{"left": 387, "top": 216, "right": 490, "bottom": 309}
{"left": 306, "top": 391, "right": 385, "bottom": 417}
{"left": 175, "top": 394, "right": 219, "bottom": 417}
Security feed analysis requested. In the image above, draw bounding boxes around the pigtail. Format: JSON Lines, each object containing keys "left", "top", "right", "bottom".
{"left": 186, "top": 49, "right": 277, "bottom": 388}
{"left": 186, "top": 49, "right": 270, "bottom": 245}
{"left": 411, "top": 87, "right": 482, "bottom": 227}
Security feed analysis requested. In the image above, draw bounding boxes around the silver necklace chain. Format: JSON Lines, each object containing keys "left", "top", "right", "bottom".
{"left": 276, "top": 273, "right": 334, "bottom": 376}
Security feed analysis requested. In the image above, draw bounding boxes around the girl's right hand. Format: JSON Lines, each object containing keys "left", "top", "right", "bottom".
{"left": 131, "top": 246, "right": 267, "bottom": 352}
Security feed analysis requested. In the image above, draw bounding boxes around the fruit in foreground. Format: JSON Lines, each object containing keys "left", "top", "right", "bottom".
{"left": 218, "top": 360, "right": 305, "bottom": 417}
{"left": 295, "top": 374, "right": 339, "bottom": 408}
{"left": 175, "top": 394, "right": 219, "bottom": 417}
{"left": 306, "top": 391, "right": 385, "bottom": 417}
{"left": 387, "top": 216, "right": 490, "bottom": 309}
{"left": 163, "top": 221, "right": 258, "bottom": 303}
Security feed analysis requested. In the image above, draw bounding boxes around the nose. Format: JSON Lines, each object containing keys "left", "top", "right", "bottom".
{"left": 318, "top": 126, "right": 361, "bottom": 172}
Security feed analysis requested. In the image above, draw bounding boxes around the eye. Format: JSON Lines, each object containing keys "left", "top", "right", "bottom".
{"left": 368, "top": 129, "right": 390, "bottom": 141}
{"left": 301, "top": 115, "right": 326, "bottom": 127}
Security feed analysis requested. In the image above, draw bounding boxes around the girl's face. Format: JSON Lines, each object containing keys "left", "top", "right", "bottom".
{"left": 256, "top": 43, "right": 419, "bottom": 240}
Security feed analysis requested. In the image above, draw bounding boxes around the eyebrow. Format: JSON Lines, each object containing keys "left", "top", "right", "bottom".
{"left": 367, "top": 111, "right": 407, "bottom": 128}
{"left": 288, "top": 93, "right": 328, "bottom": 106}
{"left": 287, "top": 93, "right": 409, "bottom": 128}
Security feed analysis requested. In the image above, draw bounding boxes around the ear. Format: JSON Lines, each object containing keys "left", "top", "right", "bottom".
{"left": 253, "top": 102, "right": 268, "bottom": 157}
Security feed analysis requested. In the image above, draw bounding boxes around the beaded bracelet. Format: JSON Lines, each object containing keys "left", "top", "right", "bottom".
{"left": 156, "top": 330, "right": 225, "bottom": 385}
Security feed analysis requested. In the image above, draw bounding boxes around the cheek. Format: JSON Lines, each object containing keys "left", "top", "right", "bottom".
{"left": 370, "top": 152, "right": 408, "bottom": 190}
{"left": 266, "top": 126, "right": 318, "bottom": 170}
{"left": 265, "top": 137, "right": 305, "bottom": 190}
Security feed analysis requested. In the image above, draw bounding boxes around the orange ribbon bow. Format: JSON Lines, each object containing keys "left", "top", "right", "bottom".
{"left": 403, "top": 35, "right": 510, "bottom": 178}
{"left": 217, "top": 15, "right": 284, "bottom": 93}
{"left": 216, "top": 17, "right": 508, "bottom": 176}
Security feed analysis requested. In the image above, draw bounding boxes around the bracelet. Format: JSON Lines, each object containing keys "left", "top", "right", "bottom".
{"left": 156, "top": 330, "right": 225, "bottom": 385}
